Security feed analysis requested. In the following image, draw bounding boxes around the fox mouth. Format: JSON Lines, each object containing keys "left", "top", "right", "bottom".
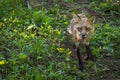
{"left": 82, "top": 37, "right": 86, "bottom": 40}
{"left": 80, "top": 34, "right": 87, "bottom": 40}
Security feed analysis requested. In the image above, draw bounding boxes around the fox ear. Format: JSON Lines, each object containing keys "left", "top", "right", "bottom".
{"left": 73, "top": 14, "right": 81, "bottom": 22}
{"left": 89, "top": 16, "right": 96, "bottom": 23}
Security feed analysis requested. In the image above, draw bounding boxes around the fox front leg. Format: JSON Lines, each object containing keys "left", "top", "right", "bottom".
{"left": 86, "top": 45, "right": 95, "bottom": 61}
{"left": 76, "top": 47, "right": 83, "bottom": 71}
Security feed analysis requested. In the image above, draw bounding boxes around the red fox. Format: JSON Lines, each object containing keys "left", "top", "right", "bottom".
{"left": 67, "top": 13, "right": 95, "bottom": 71}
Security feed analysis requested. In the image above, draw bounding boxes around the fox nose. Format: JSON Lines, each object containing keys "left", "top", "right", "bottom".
{"left": 82, "top": 34, "right": 86, "bottom": 39}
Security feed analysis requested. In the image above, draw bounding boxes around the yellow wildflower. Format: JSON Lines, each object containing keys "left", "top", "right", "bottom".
{"left": 67, "top": 51, "right": 72, "bottom": 55}
{"left": 31, "top": 34, "right": 35, "bottom": 38}
{"left": 57, "top": 48, "right": 64, "bottom": 53}
{"left": 0, "top": 22, "right": 4, "bottom": 27}
{"left": 0, "top": 60, "right": 5, "bottom": 65}
{"left": 57, "top": 30, "right": 61, "bottom": 35}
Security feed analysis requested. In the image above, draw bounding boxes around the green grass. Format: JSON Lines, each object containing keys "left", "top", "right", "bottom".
{"left": 0, "top": 0, "right": 120, "bottom": 80}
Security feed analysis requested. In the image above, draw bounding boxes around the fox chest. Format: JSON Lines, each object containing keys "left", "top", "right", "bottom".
{"left": 74, "top": 39, "right": 88, "bottom": 48}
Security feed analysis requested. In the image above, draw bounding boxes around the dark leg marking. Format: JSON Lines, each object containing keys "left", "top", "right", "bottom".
{"left": 76, "top": 47, "right": 83, "bottom": 71}
{"left": 72, "top": 43, "right": 76, "bottom": 49}
{"left": 86, "top": 45, "right": 95, "bottom": 61}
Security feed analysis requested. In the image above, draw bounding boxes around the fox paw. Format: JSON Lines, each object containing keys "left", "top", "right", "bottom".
{"left": 85, "top": 56, "right": 96, "bottom": 61}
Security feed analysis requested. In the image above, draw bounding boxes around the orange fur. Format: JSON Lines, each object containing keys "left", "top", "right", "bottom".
{"left": 67, "top": 14, "right": 95, "bottom": 71}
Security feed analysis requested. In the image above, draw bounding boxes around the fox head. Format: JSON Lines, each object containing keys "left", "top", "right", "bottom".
{"left": 67, "top": 14, "right": 95, "bottom": 42}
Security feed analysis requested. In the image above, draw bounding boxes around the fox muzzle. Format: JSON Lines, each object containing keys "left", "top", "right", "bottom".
{"left": 79, "top": 33, "right": 87, "bottom": 39}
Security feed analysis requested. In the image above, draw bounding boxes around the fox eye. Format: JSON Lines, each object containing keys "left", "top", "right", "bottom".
{"left": 77, "top": 28, "right": 82, "bottom": 31}
{"left": 86, "top": 27, "right": 90, "bottom": 31}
